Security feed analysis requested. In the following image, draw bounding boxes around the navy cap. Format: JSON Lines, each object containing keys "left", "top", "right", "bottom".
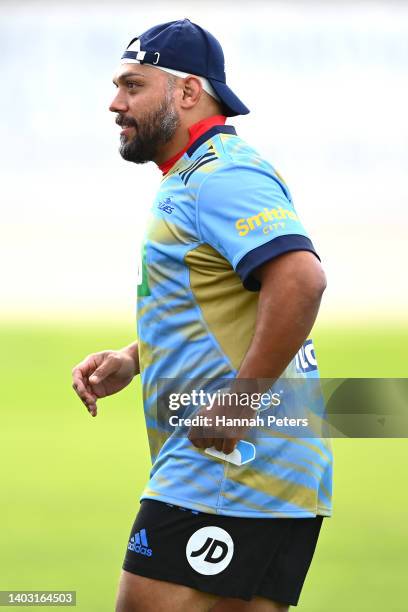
{"left": 121, "top": 19, "right": 250, "bottom": 117}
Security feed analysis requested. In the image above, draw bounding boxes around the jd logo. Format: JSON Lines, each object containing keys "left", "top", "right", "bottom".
{"left": 186, "top": 526, "right": 234, "bottom": 575}
{"left": 191, "top": 537, "right": 228, "bottom": 563}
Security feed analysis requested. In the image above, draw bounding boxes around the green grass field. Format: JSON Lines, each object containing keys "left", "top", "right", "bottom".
{"left": 1, "top": 321, "right": 407, "bottom": 611}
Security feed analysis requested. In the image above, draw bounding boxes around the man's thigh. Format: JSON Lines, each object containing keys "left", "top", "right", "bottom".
{"left": 210, "top": 596, "right": 289, "bottom": 612}
{"left": 115, "top": 570, "right": 218, "bottom": 612}
{"left": 115, "top": 572, "right": 288, "bottom": 612}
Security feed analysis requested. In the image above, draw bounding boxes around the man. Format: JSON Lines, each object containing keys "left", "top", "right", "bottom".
{"left": 72, "top": 19, "right": 332, "bottom": 612}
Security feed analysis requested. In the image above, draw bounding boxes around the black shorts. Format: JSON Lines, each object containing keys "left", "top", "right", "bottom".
{"left": 122, "top": 500, "right": 324, "bottom": 606}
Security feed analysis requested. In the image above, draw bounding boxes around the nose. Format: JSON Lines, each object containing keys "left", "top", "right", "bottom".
{"left": 109, "top": 89, "right": 128, "bottom": 114}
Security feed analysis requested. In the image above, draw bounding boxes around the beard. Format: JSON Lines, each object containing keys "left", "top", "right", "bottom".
{"left": 116, "top": 89, "right": 180, "bottom": 164}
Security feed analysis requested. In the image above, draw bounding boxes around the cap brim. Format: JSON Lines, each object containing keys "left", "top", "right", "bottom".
{"left": 209, "top": 79, "right": 250, "bottom": 117}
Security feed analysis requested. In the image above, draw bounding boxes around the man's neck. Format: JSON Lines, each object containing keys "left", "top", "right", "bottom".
{"left": 154, "top": 113, "right": 227, "bottom": 173}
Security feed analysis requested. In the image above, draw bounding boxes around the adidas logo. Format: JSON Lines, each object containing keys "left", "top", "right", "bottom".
{"left": 128, "top": 528, "right": 153, "bottom": 557}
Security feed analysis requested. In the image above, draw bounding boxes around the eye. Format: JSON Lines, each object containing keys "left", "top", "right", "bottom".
{"left": 127, "top": 81, "right": 142, "bottom": 90}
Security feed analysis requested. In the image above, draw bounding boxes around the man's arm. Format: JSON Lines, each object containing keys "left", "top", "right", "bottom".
{"left": 237, "top": 250, "right": 326, "bottom": 381}
{"left": 188, "top": 250, "right": 326, "bottom": 452}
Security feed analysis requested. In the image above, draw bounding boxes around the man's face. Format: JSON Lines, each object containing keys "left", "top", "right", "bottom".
{"left": 109, "top": 63, "right": 180, "bottom": 164}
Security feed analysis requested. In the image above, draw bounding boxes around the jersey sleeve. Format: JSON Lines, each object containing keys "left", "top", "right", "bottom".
{"left": 196, "top": 163, "right": 320, "bottom": 291}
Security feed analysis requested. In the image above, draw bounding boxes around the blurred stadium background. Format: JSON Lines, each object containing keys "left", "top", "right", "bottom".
{"left": 1, "top": 1, "right": 407, "bottom": 610}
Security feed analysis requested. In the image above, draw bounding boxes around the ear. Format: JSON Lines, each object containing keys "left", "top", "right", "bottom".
{"left": 179, "top": 76, "right": 203, "bottom": 110}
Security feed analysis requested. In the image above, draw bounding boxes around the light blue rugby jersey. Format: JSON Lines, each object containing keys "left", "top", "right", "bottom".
{"left": 136, "top": 123, "right": 333, "bottom": 518}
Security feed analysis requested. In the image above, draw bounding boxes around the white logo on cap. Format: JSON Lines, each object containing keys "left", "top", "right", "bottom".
{"left": 128, "top": 39, "right": 141, "bottom": 53}
{"left": 186, "top": 526, "right": 234, "bottom": 575}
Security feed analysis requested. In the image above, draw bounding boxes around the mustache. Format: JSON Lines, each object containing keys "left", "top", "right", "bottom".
{"left": 115, "top": 114, "right": 138, "bottom": 129}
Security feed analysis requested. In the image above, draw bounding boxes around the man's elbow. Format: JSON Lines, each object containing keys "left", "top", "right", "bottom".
{"left": 256, "top": 250, "right": 327, "bottom": 300}
{"left": 312, "top": 265, "right": 327, "bottom": 297}
{"left": 290, "top": 253, "right": 327, "bottom": 301}
{"left": 300, "top": 262, "right": 327, "bottom": 305}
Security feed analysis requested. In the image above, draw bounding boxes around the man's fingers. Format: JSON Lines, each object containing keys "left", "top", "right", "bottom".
{"left": 72, "top": 372, "right": 96, "bottom": 405}
{"left": 71, "top": 352, "right": 116, "bottom": 418}
{"left": 188, "top": 428, "right": 212, "bottom": 449}
{"left": 214, "top": 438, "right": 224, "bottom": 452}
{"left": 72, "top": 381, "right": 98, "bottom": 415}
{"left": 87, "top": 404, "right": 98, "bottom": 417}
{"left": 222, "top": 438, "right": 237, "bottom": 455}
{"left": 188, "top": 433, "right": 205, "bottom": 449}
{"left": 190, "top": 434, "right": 238, "bottom": 454}
{"left": 71, "top": 364, "right": 100, "bottom": 419}
{"left": 213, "top": 438, "right": 237, "bottom": 454}
{"left": 88, "top": 354, "right": 120, "bottom": 384}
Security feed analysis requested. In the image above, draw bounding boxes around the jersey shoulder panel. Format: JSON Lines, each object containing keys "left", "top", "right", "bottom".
{"left": 165, "top": 128, "right": 290, "bottom": 201}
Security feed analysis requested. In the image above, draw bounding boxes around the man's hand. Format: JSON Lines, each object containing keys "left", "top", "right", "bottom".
{"left": 188, "top": 398, "right": 255, "bottom": 455}
{"left": 72, "top": 343, "right": 139, "bottom": 417}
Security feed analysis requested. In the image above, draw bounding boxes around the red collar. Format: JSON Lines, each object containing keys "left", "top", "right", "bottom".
{"left": 158, "top": 115, "right": 227, "bottom": 175}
